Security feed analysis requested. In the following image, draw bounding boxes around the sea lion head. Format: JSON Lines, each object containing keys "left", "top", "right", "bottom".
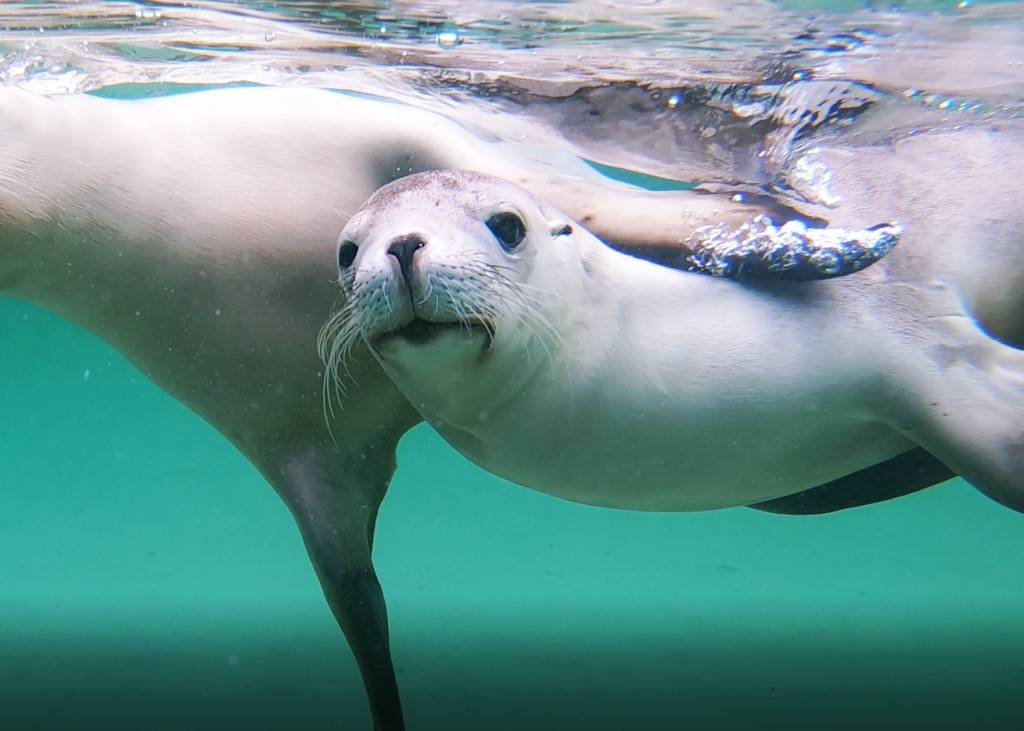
{"left": 320, "top": 170, "right": 584, "bottom": 417}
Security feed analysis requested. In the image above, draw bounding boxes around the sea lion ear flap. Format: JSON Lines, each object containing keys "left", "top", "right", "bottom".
{"left": 548, "top": 220, "right": 573, "bottom": 238}
{"left": 544, "top": 215, "right": 577, "bottom": 237}
{"left": 537, "top": 201, "right": 573, "bottom": 238}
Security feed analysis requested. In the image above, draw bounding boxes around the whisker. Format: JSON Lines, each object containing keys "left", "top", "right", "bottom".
{"left": 317, "top": 267, "right": 368, "bottom": 430}
{"left": 457, "top": 260, "right": 569, "bottom": 388}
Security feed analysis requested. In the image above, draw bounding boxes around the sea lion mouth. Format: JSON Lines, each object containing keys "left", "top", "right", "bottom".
{"left": 375, "top": 318, "right": 491, "bottom": 347}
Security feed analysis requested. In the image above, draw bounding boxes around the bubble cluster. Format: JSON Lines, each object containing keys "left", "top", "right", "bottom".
{"left": 902, "top": 88, "right": 985, "bottom": 115}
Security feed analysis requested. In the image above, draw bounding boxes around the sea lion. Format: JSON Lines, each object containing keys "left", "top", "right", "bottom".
{"left": 4, "top": 84, "right": 1014, "bottom": 730}
{"left": 333, "top": 168, "right": 1024, "bottom": 515}
{"left": 0, "top": 84, "right": 810, "bottom": 731}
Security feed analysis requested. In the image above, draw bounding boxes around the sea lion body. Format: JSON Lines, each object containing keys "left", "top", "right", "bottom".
{"left": 0, "top": 85, "right": 778, "bottom": 730}
{"left": 418, "top": 258, "right": 907, "bottom": 512}
{"left": 337, "top": 164, "right": 1024, "bottom": 513}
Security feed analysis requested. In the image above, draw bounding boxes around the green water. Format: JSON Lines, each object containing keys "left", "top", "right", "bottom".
{"left": 2, "top": 297, "right": 1023, "bottom": 730}
{"left": 3, "top": 0, "right": 1024, "bottom": 721}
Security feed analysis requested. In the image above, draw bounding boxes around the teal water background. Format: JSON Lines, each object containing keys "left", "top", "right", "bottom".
{"left": 2, "top": 0, "right": 1024, "bottom": 728}
{"left": 2, "top": 302, "right": 1023, "bottom": 730}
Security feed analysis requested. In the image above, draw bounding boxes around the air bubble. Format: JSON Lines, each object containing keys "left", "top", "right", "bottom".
{"left": 264, "top": 31, "right": 276, "bottom": 42}
{"left": 791, "top": 155, "right": 840, "bottom": 207}
{"left": 436, "top": 30, "right": 462, "bottom": 49}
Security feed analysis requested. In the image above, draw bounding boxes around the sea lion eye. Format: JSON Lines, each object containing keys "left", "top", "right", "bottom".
{"left": 486, "top": 212, "right": 526, "bottom": 252}
{"left": 338, "top": 240, "right": 358, "bottom": 270}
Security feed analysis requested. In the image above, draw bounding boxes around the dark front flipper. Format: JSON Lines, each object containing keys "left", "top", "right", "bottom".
{"left": 750, "top": 447, "right": 955, "bottom": 515}
{"left": 684, "top": 217, "right": 901, "bottom": 281}
{"left": 272, "top": 444, "right": 406, "bottom": 731}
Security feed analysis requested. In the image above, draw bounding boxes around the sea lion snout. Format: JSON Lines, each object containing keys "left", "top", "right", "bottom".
{"left": 386, "top": 233, "right": 427, "bottom": 286}
{"left": 387, "top": 232, "right": 428, "bottom": 280}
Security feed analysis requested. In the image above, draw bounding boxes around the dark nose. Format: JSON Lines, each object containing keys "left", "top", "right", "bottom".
{"left": 387, "top": 234, "right": 425, "bottom": 285}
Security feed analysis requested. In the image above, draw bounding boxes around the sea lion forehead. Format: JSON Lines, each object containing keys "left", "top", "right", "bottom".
{"left": 360, "top": 170, "right": 535, "bottom": 217}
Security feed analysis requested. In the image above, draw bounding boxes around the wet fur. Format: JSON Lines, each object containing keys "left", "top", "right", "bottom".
{"left": 341, "top": 160, "right": 1024, "bottom": 513}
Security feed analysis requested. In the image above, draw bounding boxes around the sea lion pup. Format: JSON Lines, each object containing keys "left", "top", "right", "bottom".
{"left": 335, "top": 169, "right": 1024, "bottom": 514}
{"left": 0, "top": 85, "right": 833, "bottom": 731}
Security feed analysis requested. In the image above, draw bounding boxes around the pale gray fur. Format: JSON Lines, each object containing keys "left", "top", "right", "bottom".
{"left": 0, "top": 86, "right": 789, "bottom": 731}
{"left": 340, "top": 160, "right": 1024, "bottom": 514}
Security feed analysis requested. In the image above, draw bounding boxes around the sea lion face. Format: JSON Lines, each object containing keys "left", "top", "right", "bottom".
{"left": 323, "top": 170, "right": 579, "bottom": 417}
